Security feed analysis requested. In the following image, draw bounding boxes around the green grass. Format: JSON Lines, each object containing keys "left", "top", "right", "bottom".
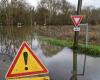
{"left": 78, "top": 44, "right": 100, "bottom": 57}
{"left": 41, "top": 37, "right": 100, "bottom": 57}
{"left": 41, "top": 37, "right": 73, "bottom": 47}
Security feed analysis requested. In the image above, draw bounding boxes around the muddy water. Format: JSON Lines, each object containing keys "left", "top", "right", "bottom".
{"left": 35, "top": 47, "right": 100, "bottom": 80}
{"left": 0, "top": 44, "right": 100, "bottom": 80}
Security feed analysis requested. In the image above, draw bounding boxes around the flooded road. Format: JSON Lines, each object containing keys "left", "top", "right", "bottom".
{"left": 0, "top": 27, "right": 100, "bottom": 80}
{"left": 41, "top": 47, "right": 100, "bottom": 80}
{"left": 0, "top": 44, "right": 100, "bottom": 80}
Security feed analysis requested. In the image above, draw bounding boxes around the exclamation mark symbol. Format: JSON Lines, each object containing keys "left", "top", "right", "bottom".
{"left": 23, "top": 52, "right": 28, "bottom": 70}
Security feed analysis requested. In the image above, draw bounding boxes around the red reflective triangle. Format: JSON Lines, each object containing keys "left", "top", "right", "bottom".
{"left": 5, "top": 42, "right": 48, "bottom": 79}
{"left": 71, "top": 15, "right": 83, "bottom": 27}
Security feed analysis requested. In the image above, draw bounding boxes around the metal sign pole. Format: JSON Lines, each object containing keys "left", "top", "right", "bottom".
{"left": 72, "top": 0, "right": 82, "bottom": 80}
{"left": 82, "top": 23, "right": 88, "bottom": 75}
{"left": 74, "top": 23, "right": 88, "bottom": 76}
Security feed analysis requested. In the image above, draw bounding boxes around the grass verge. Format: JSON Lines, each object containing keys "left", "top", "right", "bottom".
{"left": 41, "top": 37, "right": 100, "bottom": 57}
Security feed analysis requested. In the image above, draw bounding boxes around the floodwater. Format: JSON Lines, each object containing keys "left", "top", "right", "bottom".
{"left": 0, "top": 27, "right": 100, "bottom": 80}
{"left": 37, "top": 47, "right": 100, "bottom": 80}
{"left": 0, "top": 39, "right": 100, "bottom": 80}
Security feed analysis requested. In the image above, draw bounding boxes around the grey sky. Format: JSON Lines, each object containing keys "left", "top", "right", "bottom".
{"left": 26, "top": 0, "right": 100, "bottom": 8}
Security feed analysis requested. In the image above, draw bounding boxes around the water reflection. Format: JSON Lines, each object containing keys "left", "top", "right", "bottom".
{"left": 31, "top": 40, "right": 100, "bottom": 80}
{"left": 43, "top": 48, "right": 100, "bottom": 80}
{"left": 0, "top": 38, "right": 100, "bottom": 80}
{"left": 45, "top": 48, "right": 73, "bottom": 80}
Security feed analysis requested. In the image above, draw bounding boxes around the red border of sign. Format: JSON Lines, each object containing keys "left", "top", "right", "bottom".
{"left": 71, "top": 15, "right": 83, "bottom": 27}
{"left": 5, "top": 42, "right": 48, "bottom": 78}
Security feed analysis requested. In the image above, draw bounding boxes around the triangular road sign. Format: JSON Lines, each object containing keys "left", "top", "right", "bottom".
{"left": 5, "top": 42, "right": 48, "bottom": 79}
{"left": 71, "top": 15, "right": 83, "bottom": 27}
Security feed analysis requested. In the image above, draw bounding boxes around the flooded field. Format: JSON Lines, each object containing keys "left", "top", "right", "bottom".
{"left": 0, "top": 0, "right": 100, "bottom": 79}
{"left": 0, "top": 41, "right": 100, "bottom": 80}
{"left": 0, "top": 27, "right": 100, "bottom": 80}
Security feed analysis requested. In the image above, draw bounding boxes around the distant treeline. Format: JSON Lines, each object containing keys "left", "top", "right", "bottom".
{"left": 0, "top": 0, "right": 100, "bottom": 26}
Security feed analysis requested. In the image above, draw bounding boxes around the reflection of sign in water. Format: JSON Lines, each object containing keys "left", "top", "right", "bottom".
{"left": 7, "top": 76, "right": 50, "bottom": 80}
{"left": 71, "top": 15, "right": 83, "bottom": 27}
{"left": 5, "top": 42, "right": 49, "bottom": 79}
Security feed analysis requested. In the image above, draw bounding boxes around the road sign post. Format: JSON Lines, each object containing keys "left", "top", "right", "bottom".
{"left": 71, "top": 15, "right": 83, "bottom": 80}
{"left": 72, "top": 0, "right": 83, "bottom": 80}
{"left": 79, "top": 23, "right": 88, "bottom": 75}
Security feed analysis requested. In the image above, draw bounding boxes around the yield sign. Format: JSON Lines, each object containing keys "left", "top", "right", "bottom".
{"left": 5, "top": 42, "right": 48, "bottom": 79}
{"left": 71, "top": 15, "right": 83, "bottom": 27}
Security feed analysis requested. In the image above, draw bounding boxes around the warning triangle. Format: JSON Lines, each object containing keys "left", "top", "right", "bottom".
{"left": 71, "top": 15, "right": 83, "bottom": 27}
{"left": 5, "top": 42, "right": 48, "bottom": 78}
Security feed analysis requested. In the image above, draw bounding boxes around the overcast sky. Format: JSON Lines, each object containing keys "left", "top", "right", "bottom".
{"left": 26, "top": 0, "right": 100, "bottom": 8}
